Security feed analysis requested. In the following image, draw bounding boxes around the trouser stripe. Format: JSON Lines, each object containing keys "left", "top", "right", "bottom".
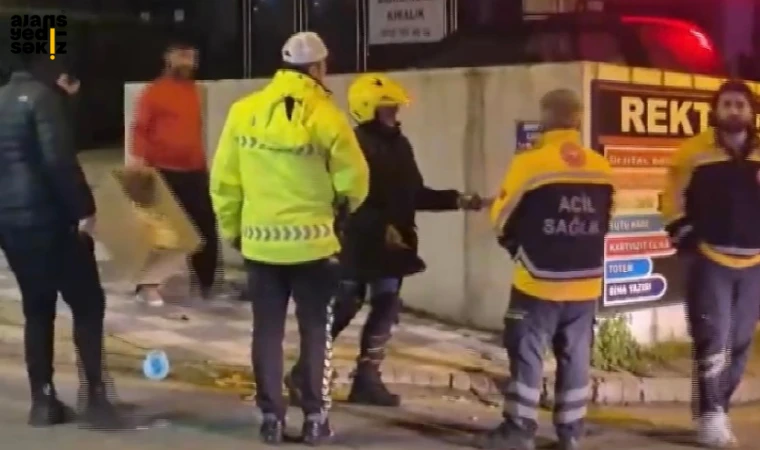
{"left": 321, "top": 296, "right": 336, "bottom": 413}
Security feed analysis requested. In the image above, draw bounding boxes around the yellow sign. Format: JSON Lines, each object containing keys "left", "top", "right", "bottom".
{"left": 594, "top": 82, "right": 760, "bottom": 140}
{"left": 614, "top": 190, "right": 660, "bottom": 213}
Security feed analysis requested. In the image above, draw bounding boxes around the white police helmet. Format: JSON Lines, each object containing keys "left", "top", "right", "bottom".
{"left": 281, "top": 32, "right": 329, "bottom": 65}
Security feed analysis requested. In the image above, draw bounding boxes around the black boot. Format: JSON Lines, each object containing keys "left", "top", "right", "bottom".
{"left": 80, "top": 383, "right": 131, "bottom": 430}
{"left": 259, "top": 414, "right": 285, "bottom": 445}
{"left": 28, "top": 383, "right": 74, "bottom": 427}
{"left": 301, "top": 414, "right": 333, "bottom": 446}
{"left": 347, "top": 361, "right": 400, "bottom": 407}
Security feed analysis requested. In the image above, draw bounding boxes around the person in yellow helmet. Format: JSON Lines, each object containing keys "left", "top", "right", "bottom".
{"left": 209, "top": 31, "right": 369, "bottom": 446}
{"left": 286, "top": 73, "right": 484, "bottom": 408}
{"left": 479, "top": 89, "right": 614, "bottom": 450}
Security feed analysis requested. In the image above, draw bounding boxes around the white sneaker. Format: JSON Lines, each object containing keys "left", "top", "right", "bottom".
{"left": 696, "top": 410, "right": 738, "bottom": 448}
{"left": 135, "top": 287, "right": 165, "bottom": 307}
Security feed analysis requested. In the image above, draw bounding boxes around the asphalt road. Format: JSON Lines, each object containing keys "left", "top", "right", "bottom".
{"left": 0, "top": 362, "right": 758, "bottom": 449}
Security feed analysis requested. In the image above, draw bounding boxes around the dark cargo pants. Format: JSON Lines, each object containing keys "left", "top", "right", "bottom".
{"left": 332, "top": 278, "right": 402, "bottom": 362}
{"left": 686, "top": 254, "right": 760, "bottom": 417}
{"left": 247, "top": 258, "right": 336, "bottom": 420}
{"left": 503, "top": 289, "right": 596, "bottom": 441}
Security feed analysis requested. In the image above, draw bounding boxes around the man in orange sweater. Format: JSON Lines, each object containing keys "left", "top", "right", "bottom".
{"left": 129, "top": 39, "right": 220, "bottom": 305}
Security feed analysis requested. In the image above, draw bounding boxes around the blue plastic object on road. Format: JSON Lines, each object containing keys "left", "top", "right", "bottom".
{"left": 143, "top": 350, "right": 170, "bottom": 381}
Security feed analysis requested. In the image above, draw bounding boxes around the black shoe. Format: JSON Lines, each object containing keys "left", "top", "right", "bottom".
{"left": 285, "top": 367, "right": 303, "bottom": 408}
{"left": 301, "top": 416, "right": 334, "bottom": 446}
{"left": 259, "top": 415, "right": 284, "bottom": 445}
{"left": 28, "top": 384, "right": 74, "bottom": 427}
{"left": 476, "top": 421, "right": 535, "bottom": 450}
{"left": 347, "top": 362, "right": 400, "bottom": 407}
{"left": 80, "top": 384, "right": 132, "bottom": 430}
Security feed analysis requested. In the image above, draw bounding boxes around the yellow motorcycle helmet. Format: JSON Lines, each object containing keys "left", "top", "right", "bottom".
{"left": 347, "top": 73, "right": 410, "bottom": 124}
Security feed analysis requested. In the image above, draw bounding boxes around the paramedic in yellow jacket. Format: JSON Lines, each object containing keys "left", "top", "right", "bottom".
{"left": 480, "top": 90, "right": 613, "bottom": 450}
{"left": 209, "top": 31, "right": 369, "bottom": 446}
{"left": 662, "top": 80, "right": 760, "bottom": 449}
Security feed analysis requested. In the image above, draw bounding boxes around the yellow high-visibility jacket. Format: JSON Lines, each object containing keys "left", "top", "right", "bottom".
{"left": 662, "top": 129, "right": 760, "bottom": 268}
{"left": 490, "top": 129, "right": 614, "bottom": 301}
{"left": 210, "top": 70, "right": 369, "bottom": 264}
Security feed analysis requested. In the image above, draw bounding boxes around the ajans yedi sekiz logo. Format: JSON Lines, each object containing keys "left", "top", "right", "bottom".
{"left": 10, "top": 14, "right": 67, "bottom": 60}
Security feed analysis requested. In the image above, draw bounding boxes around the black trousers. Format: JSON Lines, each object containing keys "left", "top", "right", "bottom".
{"left": 686, "top": 254, "right": 760, "bottom": 417}
{"left": 0, "top": 225, "right": 106, "bottom": 395}
{"left": 331, "top": 278, "right": 402, "bottom": 363}
{"left": 159, "top": 169, "right": 219, "bottom": 291}
{"left": 247, "top": 258, "right": 336, "bottom": 419}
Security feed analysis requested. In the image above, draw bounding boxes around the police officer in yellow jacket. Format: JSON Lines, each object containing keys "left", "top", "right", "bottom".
{"left": 209, "top": 31, "right": 369, "bottom": 446}
{"left": 662, "top": 80, "right": 760, "bottom": 449}
{"left": 480, "top": 90, "right": 614, "bottom": 450}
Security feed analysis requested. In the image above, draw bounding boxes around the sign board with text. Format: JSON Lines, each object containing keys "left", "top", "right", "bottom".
{"left": 516, "top": 120, "right": 541, "bottom": 151}
{"left": 368, "top": 0, "right": 446, "bottom": 45}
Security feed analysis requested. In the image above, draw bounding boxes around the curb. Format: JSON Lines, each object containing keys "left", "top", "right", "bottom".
{"left": 5, "top": 318, "right": 760, "bottom": 406}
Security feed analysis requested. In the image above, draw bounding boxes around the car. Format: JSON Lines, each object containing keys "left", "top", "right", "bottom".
{"left": 415, "top": 13, "right": 725, "bottom": 76}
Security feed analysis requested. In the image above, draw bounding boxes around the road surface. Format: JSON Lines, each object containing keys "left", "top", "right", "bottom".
{"left": 0, "top": 362, "right": 758, "bottom": 449}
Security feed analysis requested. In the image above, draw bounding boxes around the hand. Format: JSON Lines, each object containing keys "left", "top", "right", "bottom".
{"left": 458, "top": 193, "right": 486, "bottom": 210}
{"left": 385, "top": 225, "right": 410, "bottom": 249}
{"left": 78, "top": 216, "right": 96, "bottom": 236}
{"left": 56, "top": 73, "right": 80, "bottom": 95}
{"left": 230, "top": 237, "right": 241, "bottom": 251}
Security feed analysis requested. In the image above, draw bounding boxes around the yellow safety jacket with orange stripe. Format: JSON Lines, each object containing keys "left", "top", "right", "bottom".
{"left": 490, "top": 129, "right": 615, "bottom": 301}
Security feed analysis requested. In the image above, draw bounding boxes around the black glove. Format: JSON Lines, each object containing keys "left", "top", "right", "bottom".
{"left": 665, "top": 218, "right": 696, "bottom": 253}
{"left": 230, "top": 237, "right": 241, "bottom": 251}
{"left": 497, "top": 236, "right": 518, "bottom": 258}
{"left": 458, "top": 193, "right": 485, "bottom": 210}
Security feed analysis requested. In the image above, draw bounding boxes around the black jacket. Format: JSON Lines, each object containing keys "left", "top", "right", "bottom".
{"left": 339, "top": 121, "right": 460, "bottom": 280}
{"left": 0, "top": 71, "right": 94, "bottom": 228}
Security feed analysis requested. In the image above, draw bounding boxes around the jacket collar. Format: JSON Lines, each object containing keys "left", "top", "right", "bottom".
{"left": 534, "top": 129, "right": 581, "bottom": 147}
{"left": 359, "top": 120, "right": 401, "bottom": 137}
{"left": 272, "top": 69, "right": 331, "bottom": 98}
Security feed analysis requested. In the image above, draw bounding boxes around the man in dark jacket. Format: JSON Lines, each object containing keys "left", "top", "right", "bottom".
{"left": 0, "top": 55, "right": 124, "bottom": 429}
{"left": 287, "top": 73, "right": 484, "bottom": 407}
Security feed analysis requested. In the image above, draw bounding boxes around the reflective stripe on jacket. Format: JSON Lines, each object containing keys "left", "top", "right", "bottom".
{"left": 209, "top": 69, "right": 369, "bottom": 264}
{"left": 490, "top": 129, "right": 614, "bottom": 301}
